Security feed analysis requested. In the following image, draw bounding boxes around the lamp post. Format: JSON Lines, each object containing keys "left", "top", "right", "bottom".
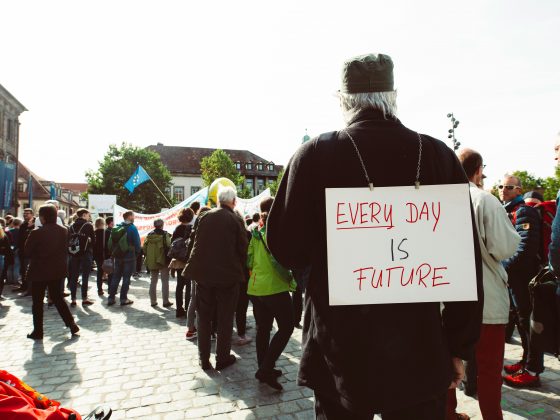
{"left": 446, "top": 113, "right": 461, "bottom": 151}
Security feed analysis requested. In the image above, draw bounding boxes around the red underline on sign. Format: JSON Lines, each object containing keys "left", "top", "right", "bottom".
{"left": 336, "top": 225, "right": 395, "bottom": 230}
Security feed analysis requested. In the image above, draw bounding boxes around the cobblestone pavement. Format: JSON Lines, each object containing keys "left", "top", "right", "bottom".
{"left": 1, "top": 272, "right": 559, "bottom": 419}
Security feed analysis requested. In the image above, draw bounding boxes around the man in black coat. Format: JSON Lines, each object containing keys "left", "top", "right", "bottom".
{"left": 267, "top": 53, "right": 483, "bottom": 419}
{"left": 25, "top": 204, "right": 78, "bottom": 339}
{"left": 184, "top": 186, "right": 248, "bottom": 371}
{"left": 16, "top": 208, "right": 35, "bottom": 293}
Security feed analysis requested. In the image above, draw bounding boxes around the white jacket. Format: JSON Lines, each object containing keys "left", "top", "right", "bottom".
{"left": 470, "top": 182, "right": 520, "bottom": 324}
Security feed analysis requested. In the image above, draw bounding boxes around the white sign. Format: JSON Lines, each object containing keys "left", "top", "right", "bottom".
{"left": 325, "top": 184, "right": 477, "bottom": 306}
{"left": 89, "top": 194, "right": 117, "bottom": 214}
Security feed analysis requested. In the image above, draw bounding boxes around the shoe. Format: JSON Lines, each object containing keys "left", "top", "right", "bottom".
{"left": 294, "top": 323, "right": 303, "bottom": 329}
{"left": 235, "top": 335, "right": 253, "bottom": 346}
{"left": 186, "top": 329, "right": 197, "bottom": 340}
{"left": 97, "top": 290, "right": 104, "bottom": 297}
{"left": 255, "top": 369, "right": 283, "bottom": 390}
{"left": 199, "top": 359, "right": 213, "bottom": 371}
{"left": 272, "top": 368, "right": 282, "bottom": 378}
{"left": 27, "top": 331, "right": 43, "bottom": 340}
{"left": 176, "top": 308, "right": 186, "bottom": 318}
{"left": 163, "top": 302, "right": 173, "bottom": 308}
{"left": 215, "top": 355, "right": 237, "bottom": 371}
{"left": 504, "top": 370, "right": 541, "bottom": 388}
{"left": 451, "top": 414, "right": 469, "bottom": 420}
{"left": 70, "top": 301, "right": 77, "bottom": 307}
{"left": 151, "top": 302, "right": 158, "bottom": 307}
{"left": 504, "top": 361, "right": 524, "bottom": 375}
{"left": 82, "top": 299, "right": 94, "bottom": 306}
{"left": 120, "top": 299, "right": 134, "bottom": 306}
{"left": 107, "top": 299, "right": 115, "bottom": 306}
{"left": 63, "top": 292, "right": 70, "bottom": 297}
{"left": 70, "top": 323, "right": 80, "bottom": 335}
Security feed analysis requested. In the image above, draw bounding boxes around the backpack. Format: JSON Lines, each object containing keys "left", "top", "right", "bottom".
{"left": 535, "top": 200, "right": 557, "bottom": 264}
{"left": 168, "top": 225, "right": 192, "bottom": 262}
{"left": 528, "top": 267, "right": 559, "bottom": 355}
{"left": 68, "top": 223, "right": 91, "bottom": 256}
{"left": 109, "top": 225, "right": 131, "bottom": 258}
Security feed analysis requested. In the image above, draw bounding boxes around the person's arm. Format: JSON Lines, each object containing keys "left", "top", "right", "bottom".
{"left": 502, "top": 206, "right": 541, "bottom": 272}
{"left": 549, "top": 198, "right": 560, "bottom": 274}
{"left": 131, "top": 226, "right": 141, "bottom": 254}
{"left": 24, "top": 230, "right": 38, "bottom": 258}
{"left": 247, "top": 233, "right": 255, "bottom": 271}
{"left": 483, "top": 195, "right": 521, "bottom": 261}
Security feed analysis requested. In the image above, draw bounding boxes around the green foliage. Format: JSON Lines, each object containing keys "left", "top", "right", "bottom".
{"left": 200, "top": 149, "right": 245, "bottom": 188}
{"left": 237, "top": 186, "right": 253, "bottom": 199}
{"left": 490, "top": 169, "right": 560, "bottom": 201}
{"left": 268, "top": 168, "right": 284, "bottom": 196}
{"left": 85, "top": 143, "right": 173, "bottom": 213}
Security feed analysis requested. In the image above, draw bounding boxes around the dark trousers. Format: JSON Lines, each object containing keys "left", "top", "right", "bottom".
{"left": 315, "top": 392, "right": 447, "bottom": 420}
{"left": 31, "top": 280, "right": 75, "bottom": 334}
{"left": 68, "top": 253, "right": 93, "bottom": 300}
{"left": 136, "top": 252, "right": 143, "bottom": 273}
{"left": 236, "top": 281, "right": 249, "bottom": 336}
{"left": 20, "top": 255, "right": 30, "bottom": 290}
{"left": 292, "top": 286, "right": 304, "bottom": 325}
{"left": 252, "top": 291, "right": 294, "bottom": 371}
{"left": 175, "top": 272, "right": 190, "bottom": 310}
{"left": 109, "top": 258, "right": 135, "bottom": 303}
{"left": 196, "top": 283, "right": 239, "bottom": 364}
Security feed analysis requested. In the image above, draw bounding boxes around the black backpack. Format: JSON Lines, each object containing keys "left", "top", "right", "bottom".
{"left": 529, "top": 268, "right": 559, "bottom": 355}
{"left": 68, "top": 222, "right": 91, "bottom": 256}
{"left": 168, "top": 225, "right": 192, "bottom": 262}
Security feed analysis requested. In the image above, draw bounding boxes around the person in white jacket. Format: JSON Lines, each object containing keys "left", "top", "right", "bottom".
{"left": 447, "top": 149, "right": 521, "bottom": 420}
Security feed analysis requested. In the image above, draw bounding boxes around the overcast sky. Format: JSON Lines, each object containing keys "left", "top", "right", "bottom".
{"left": 2, "top": 0, "right": 559, "bottom": 186}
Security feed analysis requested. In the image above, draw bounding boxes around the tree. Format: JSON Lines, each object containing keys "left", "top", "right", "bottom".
{"left": 269, "top": 168, "right": 284, "bottom": 196}
{"left": 200, "top": 149, "right": 245, "bottom": 187}
{"left": 86, "top": 143, "right": 173, "bottom": 213}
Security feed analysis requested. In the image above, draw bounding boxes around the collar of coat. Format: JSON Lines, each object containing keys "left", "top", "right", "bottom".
{"left": 346, "top": 108, "right": 402, "bottom": 127}
{"left": 504, "top": 195, "right": 525, "bottom": 212}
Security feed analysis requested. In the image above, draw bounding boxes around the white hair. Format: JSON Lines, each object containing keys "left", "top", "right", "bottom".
{"left": 338, "top": 90, "right": 398, "bottom": 124}
{"left": 57, "top": 210, "right": 66, "bottom": 220}
{"left": 218, "top": 186, "right": 237, "bottom": 206}
{"left": 45, "top": 199, "right": 60, "bottom": 208}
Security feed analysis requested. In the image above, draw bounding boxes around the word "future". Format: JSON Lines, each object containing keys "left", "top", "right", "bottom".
{"left": 336, "top": 201, "right": 442, "bottom": 232}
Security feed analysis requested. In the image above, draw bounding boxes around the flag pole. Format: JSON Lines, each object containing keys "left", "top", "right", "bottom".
{"left": 149, "top": 177, "right": 173, "bottom": 208}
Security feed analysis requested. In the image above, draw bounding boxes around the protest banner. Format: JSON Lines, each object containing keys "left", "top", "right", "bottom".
{"left": 325, "top": 183, "right": 477, "bottom": 305}
{"left": 89, "top": 194, "right": 117, "bottom": 214}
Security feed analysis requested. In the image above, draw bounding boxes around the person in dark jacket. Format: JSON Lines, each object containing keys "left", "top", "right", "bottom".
{"left": 93, "top": 217, "right": 107, "bottom": 296}
{"left": 68, "top": 208, "right": 96, "bottom": 306}
{"left": 24, "top": 204, "right": 78, "bottom": 340}
{"left": 184, "top": 187, "right": 248, "bottom": 371}
{"left": 171, "top": 208, "right": 194, "bottom": 318}
{"left": 16, "top": 208, "right": 35, "bottom": 293}
{"left": 266, "top": 53, "right": 483, "bottom": 419}
{"left": 499, "top": 174, "right": 542, "bottom": 388}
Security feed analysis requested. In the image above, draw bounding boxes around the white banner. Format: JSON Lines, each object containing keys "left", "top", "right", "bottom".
{"left": 325, "top": 184, "right": 477, "bottom": 306}
{"left": 114, "top": 188, "right": 270, "bottom": 240}
{"left": 89, "top": 194, "right": 117, "bottom": 214}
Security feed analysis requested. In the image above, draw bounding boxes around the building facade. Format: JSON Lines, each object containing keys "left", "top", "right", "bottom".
{"left": 0, "top": 84, "right": 27, "bottom": 214}
{"left": 147, "top": 143, "right": 283, "bottom": 199}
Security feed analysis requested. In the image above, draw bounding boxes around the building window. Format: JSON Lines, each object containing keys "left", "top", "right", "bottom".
{"left": 257, "top": 178, "right": 265, "bottom": 193}
{"left": 267, "top": 163, "right": 274, "bottom": 171}
{"left": 17, "top": 182, "right": 25, "bottom": 193}
{"left": 173, "top": 186, "right": 184, "bottom": 202}
{"left": 257, "top": 163, "right": 264, "bottom": 171}
{"left": 191, "top": 186, "right": 201, "bottom": 195}
{"left": 245, "top": 178, "right": 254, "bottom": 194}
{"left": 245, "top": 162, "right": 253, "bottom": 170}
{"left": 235, "top": 162, "right": 241, "bottom": 170}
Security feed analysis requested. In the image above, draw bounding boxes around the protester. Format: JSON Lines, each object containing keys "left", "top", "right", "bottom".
{"left": 267, "top": 53, "right": 482, "bottom": 419}
{"left": 189, "top": 201, "right": 201, "bottom": 224}
{"left": 184, "top": 187, "right": 248, "bottom": 370}
{"left": 499, "top": 175, "right": 543, "bottom": 387}
{"left": 170, "top": 208, "right": 194, "bottom": 318}
{"left": 16, "top": 208, "right": 35, "bottom": 294}
{"left": 108, "top": 211, "right": 141, "bottom": 306}
{"left": 34, "top": 200, "right": 64, "bottom": 229}
{"left": 6, "top": 218, "right": 22, "bottom": 286}
{"left": 143, "top": 218, "right": 173, "bottom": 307}
{"left": 93, "top": 217, "right": 108, "bottom": 296}
{"left": 184, "top": 206, "right": 211, "bottom": 340}
{"left": 446, "top": 150, "right": 520, "bottom": 419}
{"left": 247, "top": 196, "right": 295, "bottom": 390}
{"left": 24, "top": 204, "right": 78, "bottom": 340}
{"left": 68, "top": 208, "right": 95, "bottom": 307}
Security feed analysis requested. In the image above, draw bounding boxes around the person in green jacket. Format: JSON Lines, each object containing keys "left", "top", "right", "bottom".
{"left": 247, "top": 197, "right": 296, "bottom": 391}
{"left": 143, "top": 218, "right": 172, "bottom": 307}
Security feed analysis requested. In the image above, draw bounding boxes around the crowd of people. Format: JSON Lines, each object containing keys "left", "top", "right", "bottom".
{"left": 2, "top": 52, "right": 560, "bottom": 420}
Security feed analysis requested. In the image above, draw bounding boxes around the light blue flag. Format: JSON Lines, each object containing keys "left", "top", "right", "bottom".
{"left": 124, "top": 165, "right": 151, "bottom": 193}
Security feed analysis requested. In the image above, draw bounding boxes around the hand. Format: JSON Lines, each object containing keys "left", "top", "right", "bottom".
{"left": 449, "top": 357, "right": 464, "bottom": 389}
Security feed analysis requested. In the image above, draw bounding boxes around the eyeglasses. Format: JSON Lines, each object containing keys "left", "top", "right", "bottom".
{"left": 498, "top": 185, "right": 520, "bottom": 190}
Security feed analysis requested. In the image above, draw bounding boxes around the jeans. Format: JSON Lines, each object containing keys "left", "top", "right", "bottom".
{"left": 31, "top": 279, "right": 75, "bottom": 334}
{"left": 186, "top": 280, "right": 197, "bottom": 329}
{"left": 252, "top": 291, "right": 295, "bottom": 371}
{"left": 7, "top": 253, "right": 20, "bottom": 284}
{"left": 175, "top": 271, "right": 190, "bottom": 310}
{"left": 315, "top": 391, "right": 447, "bottom": 420}
{"left": 149, "top": 268, "right": 170, "bottom": 305}
{"left": 109, "top": 258, "right": 135, "bottom": 303}
{"left": 196, "top": 283, "right": 239, "bottom": 364}
{"left": 68, "top": 252, "right": 93, "bottom": 301}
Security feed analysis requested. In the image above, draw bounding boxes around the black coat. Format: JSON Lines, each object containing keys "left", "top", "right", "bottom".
{"left": 267, "top": 110, "right": 483, "bottom": 414}
{"left": 184, "top": 207, "right": 248, "bottom": 287}
{"left": 18, "top": 219, "right": 35, "bottom": 257}
{"left": 24, "top": 223, "right": 69, "bottom": 283}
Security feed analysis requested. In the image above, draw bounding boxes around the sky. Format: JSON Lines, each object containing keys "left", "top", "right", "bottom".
{"left": 2, "top": 0, "right": 559, "bottom": 186}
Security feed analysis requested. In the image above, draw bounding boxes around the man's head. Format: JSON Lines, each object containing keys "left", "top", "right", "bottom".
{"left": 189, "top": 201, "right": 201, "bottom": 214}
{"left": 12, "top": 218, "right": 22, "bottom": 228}
{"left": 45, "top": 200, "right": 60, "bottom": 211}
{"left": 498, "top": 174, "right": 522, "bottom": 203}
{"left": 23, "top": 208, "right": 34, "bottom": 222}
{"left": 105, "top": 216, "right": 114, "bottom": 228}
{"left": 39, "top": 204, "right": 58, "bottom": 225}
{"left": 252, "top": 212, "right": 261, "bottom": 224}
{"left": 95, "top": 217, "right": 106, "bottom": 229}
{"left": 457, "top": 148, "right": 484, "bottom": 186}
{"left": 76, "top": 208, "right": 90, "bottom": 220}
{"left": 218, "top": 187, "right": 237, "bottom": 210}
{"left": 153, "top": 218, "right": 164, "bottom": 229}
{"left": 5, "top": 215, "right": 13, "bottom": 226}
{"left": 338, "top": 53, "right": 397, "bottom": 124}
{"left": 123, "top": 211, "right": 135, "bottom": 223}
{"left": 554, "top": 132, "right": 560, "bottom": 163}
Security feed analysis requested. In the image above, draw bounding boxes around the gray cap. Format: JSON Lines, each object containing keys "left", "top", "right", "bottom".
{"left": 340, "top": 53, "right": 394, "bottom": 94}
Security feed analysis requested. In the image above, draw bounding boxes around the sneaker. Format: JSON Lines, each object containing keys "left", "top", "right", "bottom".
{"left": 504, "top": 370, "right": 541, "bottom": 388}
{"left": 504, "top": 361, "right": 524, "bottom": 375}
{"left": 163, "top": 302, "right": 173, "bottom": 308}
{"left": 82, "top": 299, "right": 94, "bottom": 306}
{"left": 186, "top": 329, "right": 197, "bottom": 340}
{"left": 235, "top": 335, "right": 253, "bottom": 346}
{"left": 120, "top": 299, "right": 134, "bottom": 306}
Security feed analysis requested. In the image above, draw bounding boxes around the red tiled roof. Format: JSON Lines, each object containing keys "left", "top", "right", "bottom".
{"left": 17, "top": 162, "right": 50, "bottom": 200}
{"left": 60, "top": 183, "right": 88, "bottom": 194}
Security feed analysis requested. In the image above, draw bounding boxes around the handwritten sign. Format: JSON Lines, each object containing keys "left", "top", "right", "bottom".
{"left": 325, "top": 184, "right": 477, "bottom": 305}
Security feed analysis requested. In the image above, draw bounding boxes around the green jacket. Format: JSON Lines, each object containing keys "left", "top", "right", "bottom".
{"left": 247, "top": 228, "right": 296, "bottom": 296}
{"left": 143, "top": 228, "right": 171, "bottom": 270}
